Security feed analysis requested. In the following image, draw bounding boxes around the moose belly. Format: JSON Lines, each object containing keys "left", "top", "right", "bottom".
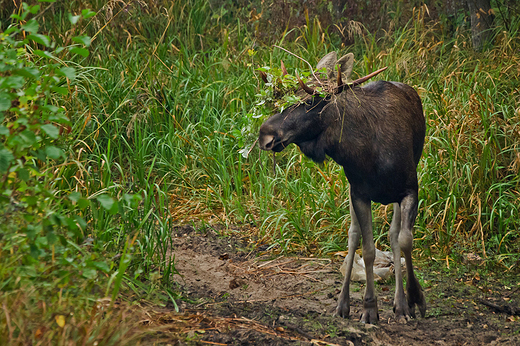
{"left": 344, "top": 167, "right": 416, "bottom": 205}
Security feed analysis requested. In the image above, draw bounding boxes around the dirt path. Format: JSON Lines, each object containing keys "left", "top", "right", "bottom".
{"left": 169, "top": 225, "right": 520, "bottom": 345}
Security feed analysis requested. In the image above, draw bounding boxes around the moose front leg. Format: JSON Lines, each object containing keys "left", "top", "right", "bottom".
{"left": 335, "top": 190, "right": 361, "bottom": 318}
{"left": 334, "top": 190, "right": 379, "bottom": 323}
{"left": 349, "top": 195, "right": 378, "bottom": 324}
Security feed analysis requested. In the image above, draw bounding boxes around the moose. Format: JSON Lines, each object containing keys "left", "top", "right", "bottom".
{"left": 258, "top": 52, "right": 427, "bottom": 324}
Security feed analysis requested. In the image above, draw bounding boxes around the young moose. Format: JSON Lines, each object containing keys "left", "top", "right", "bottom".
{"left": 258, "top": 52, "right": 427, "bottom": 323}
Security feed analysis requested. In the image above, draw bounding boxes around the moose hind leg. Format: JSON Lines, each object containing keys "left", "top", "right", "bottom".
{"left": 335, "top": 190, "right": 361, "bottom": 318}
{"left": 399, "top": 193, "right": 427, "bottom": 318}
{"left": 389, "top": 203, "right": 410, "bottom": 323}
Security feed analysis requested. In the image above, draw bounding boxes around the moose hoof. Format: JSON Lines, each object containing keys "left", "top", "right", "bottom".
{"left": 408, "top": 294, "right": 427, "bottom": 319}
{"left": 394, "top": 300, "right": 413, "bottom": 323}
{"left": 407, "top": 281, "right": 427, "bottom": 318}
{"left": 360, "top": 297, "right": 379, "bottom": 324}
{"left": 334, "top": 302, "right": 350, "bottom": 319}
{"left": 360, "top": 308, "right": 379, "bottom": 324}
{"left": 394, "top": 311, "right": 411, "bottom": 324}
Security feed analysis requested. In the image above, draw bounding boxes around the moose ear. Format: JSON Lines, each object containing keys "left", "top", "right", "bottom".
{"left": 316, "top": 52, "right": 338, "bottom": 79}
{"left": 337, "top": 53, "right": 354, "bottom": 83}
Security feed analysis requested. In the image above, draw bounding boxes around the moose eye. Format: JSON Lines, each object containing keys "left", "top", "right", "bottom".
{"left": 304, "top": 96, "right": 325, "bottom": 109}
{"left": 305, "top": 96, "right": 318, "bottom": 105}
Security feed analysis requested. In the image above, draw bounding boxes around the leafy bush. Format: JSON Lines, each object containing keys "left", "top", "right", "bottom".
{"left": 0, "top": 2, "right": 104, "bottom": 291}
{"left": 0, "top": 2, "right": 160, "bottom": 343}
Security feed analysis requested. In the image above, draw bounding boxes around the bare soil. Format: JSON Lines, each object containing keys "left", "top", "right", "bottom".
{"left": 168, "top": 225, "right": 520, "bottom": 345}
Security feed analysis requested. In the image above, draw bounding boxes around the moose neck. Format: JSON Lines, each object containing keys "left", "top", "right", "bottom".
{"left": 296, "top": 87, "right": 373, "bottom": 165}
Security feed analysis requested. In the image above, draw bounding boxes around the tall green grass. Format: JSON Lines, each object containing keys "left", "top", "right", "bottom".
{"left": 70, "top": 1, "right": 520, "bottom": 263}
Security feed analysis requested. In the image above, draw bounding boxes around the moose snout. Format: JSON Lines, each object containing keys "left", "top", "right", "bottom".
{"left": 259, "top": 134, "right": 276, "bottom": 151}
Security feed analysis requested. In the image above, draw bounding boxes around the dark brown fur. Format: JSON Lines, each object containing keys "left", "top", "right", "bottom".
{"left": 259, "top": 80, "right": 425, "bottom": 205}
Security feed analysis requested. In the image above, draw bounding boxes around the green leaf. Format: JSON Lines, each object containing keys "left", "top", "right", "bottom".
{"left": 69, "top": 47, "right": 89, "bottom": 57}
{"left": 97, "top": 194, "right": 115, "bottom": 210}
{"left": 23, "top": 3, "right": 35, "bottom": 13}
{"left": 68, "top": 13, "right": 81, "bottom": 25}
{"left": 75, "top": 215, "right": 87, "bottom": 229}
{"left": 46, "top": 230, "right": 57, "bottom": 245}
{"left": 65, "top": 217, "right": 79, "bottom": 234}
{"left": 59, "top": 235, "right": 67, "bottom": 246}
{"left": 16, "top": 67, "right": 41, "bottom": 79}
{"left": 28, "top": 4, "right": 40, "bottom": 14}
{"left": 34, "top": 49, "right": 55, "bottom": 59}
{"left": 69, "top": 192, "right": 82, "bottom": 203}
{"left": 68, "top": 192, "right": 90, "bottom": 208}
{"left": 0, "top": 93, "right": 11, "bottom": 111}
{"left": 21, "top": 19, "right": 39, "bottom": 33}
{"left": 72, "top": 35, "right": 91, "bottom": 47}
{"left": 18, "top": 168, "right": 29, "bottom": 181}
{"left": 77, "top": 197, "right": 90, "bottom": 210}
{"left": 30, "top": 244, "right": 40, "bottom": 259}
{"left": 82, "top": 267, "right": 97, "bottom": 279}
{"left": 45, "top": 146, "right": 63, "bottom": 159}
{"left": 25, "top": 196, "right": 37, "bottom": 206}
{"left": 91, "top": 261, "right": 110, "bottom": 273}
{"left": 3, "top": 76, "right": 24, "bottom": 89}
{"left": 123, "top": 193, "right": 142, "bottom": 208}
{"left": 51, "top": 85, "right": 69, "bottom": 96}
{"left": 41, "top": 124, "right": 59, "bottom": 138}
{"left": 58, "top": 67, "right": 76, "bottom": 81}
{"left": 4, "top": 26, "right": 19, "bottom": 35}
{"left": 34, "top": 148, "right": 46, "bottom": 161}
{"left": 19, "top": 129, "right": 37, "bottom": 146}
{"left": 0, "top": 125, "right": 9, "bottom": 135}
{"left": 0, "top": 148, "right": 14, "bottom": 173}
{"left": 27, "top": 34, "right": 50, "bottom": 47}
{"left": 81, "top": 9, "right": 96, "bottom": 19}
{"left": 42, "top": 104, "right": 60, "bottom": 113}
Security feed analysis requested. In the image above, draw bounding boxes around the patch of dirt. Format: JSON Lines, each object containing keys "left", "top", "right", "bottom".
{"left": 169, "top": 225, "right": 520, "bottom": 345}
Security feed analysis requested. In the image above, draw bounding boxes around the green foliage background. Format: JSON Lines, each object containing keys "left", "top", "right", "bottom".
{"left": 0, "top": 0, "right": 519, "bottom": 343}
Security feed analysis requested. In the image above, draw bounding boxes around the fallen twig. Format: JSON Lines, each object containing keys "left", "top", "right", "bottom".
{"left": 479, "top": 299, "right": 520, "bottom": 315}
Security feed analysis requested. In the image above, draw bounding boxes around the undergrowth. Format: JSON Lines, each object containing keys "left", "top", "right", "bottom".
{"left": 1, "top": 0, "right": 519, "bottom": 344}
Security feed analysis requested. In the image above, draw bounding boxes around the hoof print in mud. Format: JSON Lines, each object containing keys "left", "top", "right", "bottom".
{"left": 229, "top": 278, "right": 245, "bottom": 290}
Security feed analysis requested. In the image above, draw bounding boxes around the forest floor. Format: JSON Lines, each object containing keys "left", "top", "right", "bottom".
{"left": 153, "top": 225, "right": 520, "bottom": 345}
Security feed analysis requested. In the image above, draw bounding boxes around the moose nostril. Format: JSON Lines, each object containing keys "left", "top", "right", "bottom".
{"left": 265, "top": 138, "right": 275, "bottom": 149}
{"left": 259, "top": 135, "right": 276, "bottom": 151}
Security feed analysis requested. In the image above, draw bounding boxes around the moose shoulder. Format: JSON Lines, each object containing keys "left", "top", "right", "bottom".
{"left": 258, "top": 52, "right": 427, "bottom": 324}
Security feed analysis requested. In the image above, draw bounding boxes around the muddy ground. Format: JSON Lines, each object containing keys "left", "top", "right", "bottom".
{"left": 166, "top": 225, "right": 520, "bottom": 345}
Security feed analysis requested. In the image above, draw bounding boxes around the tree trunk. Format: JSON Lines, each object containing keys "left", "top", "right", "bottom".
{"left": 332, "top": 0, "right": 348, "bottom": 20}
{"left": 444, "top": 0, "right": 467, "bottom": 35}
{"left": 467, "top": 0, "right": 494, "bottom": 51}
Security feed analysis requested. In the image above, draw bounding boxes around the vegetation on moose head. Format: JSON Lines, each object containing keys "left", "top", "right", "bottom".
{"left": 253, "top": 49, "right": 359, "bottom": 115}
